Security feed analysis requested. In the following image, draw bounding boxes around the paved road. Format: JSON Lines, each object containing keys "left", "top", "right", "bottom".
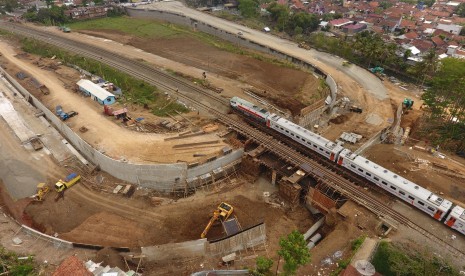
{"left": 140, "top": 1, "right": 388, "bottom": 100}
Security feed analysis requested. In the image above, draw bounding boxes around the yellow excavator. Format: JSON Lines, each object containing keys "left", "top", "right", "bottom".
{"left": 201, "top": 202, "right": 234, "bottom": 239}
{"left": 31, "top": 183, "right": 50, "bottom": 201}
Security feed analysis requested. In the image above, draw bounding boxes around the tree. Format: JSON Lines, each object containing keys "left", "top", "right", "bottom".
{"left": 421, "top": 58, "right": 465, "bottom": 150}
{"left": 250, "top": 256, "right": 274, "bottom": 276}
{"left": 238, "top": 0, "right": 258, "bottom": 18}
{"left": 277, "top": 230, "right": 310, "bottom": 275}
{"left": 457, "top": 3, "right": 465, "bottom": 17}
{"left": 45, "top": 0, "right": 54, "bottom": 8}
{"left": 266, "top": 3, "right": 290, "bottom": 31}
{"left": 288, "top": 12, "right": 319, "bottom": 34}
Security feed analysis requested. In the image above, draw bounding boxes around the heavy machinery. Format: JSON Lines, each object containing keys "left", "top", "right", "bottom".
{"left": 55, "top": 173, "right": 81, "bottom": 192}
{"left": 402, "top": 98, "right": 414, "bottom": 110}
{"left": 31, "top": 183, "right": 50, "bottom": 201}
{"left": 298, "top": 42, "right": 311, "bottom": 50}
{"left": 201, "top": 202, "right": 234, "bottom": 239}
{"left": 369, "top": 66, "right": 384, "bottom": 74}
{"left": 55, "top": 105, "right": 69, "bottom": 121}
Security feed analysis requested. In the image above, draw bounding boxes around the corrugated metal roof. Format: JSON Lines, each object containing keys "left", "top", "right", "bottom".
{"left": 77, "top": 79, "right": 115, "bottom": 102}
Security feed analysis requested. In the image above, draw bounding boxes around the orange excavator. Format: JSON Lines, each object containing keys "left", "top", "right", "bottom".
{"left": 201, "top": 202, "right": 234, "bottom": 239}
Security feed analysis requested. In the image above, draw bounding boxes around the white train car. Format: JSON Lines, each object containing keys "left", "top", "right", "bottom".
{"left": 267, "top": 114, "right": 344, "bottom": 161}
{"left": 338, "top": 149, "right": 453, "bottom": 220}
{"left": 445, "top": 205, "right": 465, "bottom": 235}
{"left": 230, "top": 97, "right": 270, "bottom": 122}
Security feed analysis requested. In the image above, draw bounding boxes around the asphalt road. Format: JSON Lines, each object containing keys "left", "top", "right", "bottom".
{"left": 141, "top": 1, "right": 388, "bottom": 100}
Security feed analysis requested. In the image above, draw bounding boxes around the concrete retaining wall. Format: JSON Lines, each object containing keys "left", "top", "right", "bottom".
{"left": 21, "top": 225, "right": 74, "bottom": 249}
{"left": 1, "top": 68, "right": 243, "bottom": 191}
{"left": 208, "top": 223, "right": 266, "bottom": 257}
{"left": 141, "top": 239, "right": 208, "bottom": 261}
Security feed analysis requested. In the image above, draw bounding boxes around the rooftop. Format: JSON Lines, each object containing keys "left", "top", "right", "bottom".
{"left": 77, "top": 79, "right": 115, "bottom": 101}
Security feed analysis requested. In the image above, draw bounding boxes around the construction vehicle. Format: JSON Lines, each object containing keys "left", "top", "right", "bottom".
{"left": 55, "top": 105, "right": 70, "bottom": 121}
{"left": 369, "top": 67, "right": 384, "bottom": 74}
{"left": 31, "top": 183, "right": 50, "bottom": 201}
{"left": 402, "top": 98, "right": 414, "bottom": 110}
{"left": 55, "top": 173, "right": 81, "bottom": 192}
{"left": 201, "top": 202, "right": 234, "bottom": 239}
{"left": 298, "top": 42, "right": 311, "bottom": 50}
{"left": 58, "top": 25, "right": 71, "bottom": 33}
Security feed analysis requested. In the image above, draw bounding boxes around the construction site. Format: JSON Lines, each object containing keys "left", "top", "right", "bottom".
{"left": 0, "top": 6, "right": 465, "bottom": 276}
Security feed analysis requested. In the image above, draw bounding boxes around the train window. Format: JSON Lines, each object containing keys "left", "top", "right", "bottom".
{"left": 358, "top": 168, "right": 363, "bottom": 172}
{"left": 408, "top": 195, "right": 415, "bottom": 200}
{"left": 428, "top": 207, "right": 435, "bottom": 212}
{"left": 319, "top": 147, "right": 323, "bottom": 151}
{"left": 326, "top": 151, "right": 330, "bottom": 155}
{"left": 280, "top": 127, "right": 284, "bottom": 130}
{"left": 418, "top": 201, "right": 424, "bottom": 206}
{"left": 390, "top": 186, "right": 396, "bottom": 191}
{"left": 381, "top": 181, "right": 387, "bottom": 185}
{"left": 366, "top": 172, "right": 371, "bottom": 177}
{"left": 313, "top": 145, "right": 317, "bottom": 148}
{"left": 399, "top": 191, "right": 405, "bottom": 195}
{"left": 285, "top": 130, "right": 289, "bottom": 133}
{"left": 351, "top": 164, "right": 356, "bottom": 168}
{"left": 374, "top": 177, "right": 379, "bottom": 181}
{"left": 296, "top": 136, "right": 300, "bottom": 139}
{"left": 291, "top": 133, "right": 294, "bottom": 136}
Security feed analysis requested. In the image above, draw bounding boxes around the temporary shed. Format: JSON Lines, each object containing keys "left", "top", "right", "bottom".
{"left": 77, "top": 79, "right": 116, "bottom": 105}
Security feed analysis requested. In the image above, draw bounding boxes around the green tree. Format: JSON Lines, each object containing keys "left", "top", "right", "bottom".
{"left": 238, "top": 0, "right": 258, "bottom": 18}
{"left": 266, "top": 3, "right": 290, "bottom": 31}
{"left": 288, "top": 12, "right": 319, "bottom": 34}
{"left": 277, "top": 230, "right": 310, "bottom": 275}
{"left": 457, "top": 3, "right": 465, "bottom": 17}
{"left": 352, "top": 31, "right": 385, "bottom": 67}
{"left": 250, "top": 256, "right": 274, "bottom": 276}
{"left": 45, "top": 0, "right": 54, "bottom": 8}
{"left": 410, "top": 49, "right": 439, "bottom": 86}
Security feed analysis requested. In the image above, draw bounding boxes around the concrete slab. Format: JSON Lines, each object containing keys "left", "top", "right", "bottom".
{"left": 0, "top": 81, "right": 36, "bottom": 143}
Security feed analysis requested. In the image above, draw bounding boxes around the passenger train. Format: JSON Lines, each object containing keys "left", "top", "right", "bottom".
{"left": 230, "top": 96, "right": 465, "bottom": 236}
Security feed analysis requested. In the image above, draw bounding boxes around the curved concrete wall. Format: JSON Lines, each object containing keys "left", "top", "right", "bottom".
{"left": 125, "top": 8, "right": 337, "bottom": 106}
{"left": 1, "top": 68, "right": 243, "bottom": 191}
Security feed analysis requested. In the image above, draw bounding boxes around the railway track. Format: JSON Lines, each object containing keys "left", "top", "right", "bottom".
{"left": 1, "top": 23, "right": 463, "bottom": 258}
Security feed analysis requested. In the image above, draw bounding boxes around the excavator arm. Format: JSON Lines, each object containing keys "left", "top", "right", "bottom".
{"left": 201, "top": 211, "right": 220, "bottom": 238}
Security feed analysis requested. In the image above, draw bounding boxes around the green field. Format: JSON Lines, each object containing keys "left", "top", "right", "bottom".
{"left": 67, "top": 16, "right": 297, "bottom": 69}
{"left": 67, "top": 16, "right": 184, "bottom": 38}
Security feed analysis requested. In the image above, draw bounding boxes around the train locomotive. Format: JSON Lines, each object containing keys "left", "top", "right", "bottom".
{"left": 230, "top": 96, "right": 465, "bottom": 236}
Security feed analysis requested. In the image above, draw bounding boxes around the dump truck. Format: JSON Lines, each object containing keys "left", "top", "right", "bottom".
{"left": 201, "top": 202, "right": 234, "bottom": 239}
{"left": 55, "top": 173, "right": 81, "bottom": 192}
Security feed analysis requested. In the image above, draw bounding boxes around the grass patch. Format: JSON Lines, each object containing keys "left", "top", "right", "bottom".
{"left": 330, "top": 235, "right": 366, "bottom": 276}
{"left": 67, "top": 16, "right": 299, "bottom": 70}
{"left": 372, "top": 241, "right": 460, "bottom": 276}
{"left": 67, "top": 16, "right": 183, "bottom": 39}
{"left": 0, "top": 246, "right": 37, "bottom": 275}
{"left": 20, "top": 37, "right": 188, "bottom": 116}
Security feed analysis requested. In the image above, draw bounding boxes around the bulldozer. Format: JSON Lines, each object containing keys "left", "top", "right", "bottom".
{"left": 31, "top": 183, "right": 50, "bottom": 201}
{"left": 201, "top": 202, "right": 234, "bottom": 239}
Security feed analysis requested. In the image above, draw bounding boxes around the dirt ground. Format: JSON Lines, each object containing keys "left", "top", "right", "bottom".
{"left": 0, "top": 41, "right": 230, "bottom": 163}
{"left": 77, "top": 28, "right": 321, "bottom": 115}
{"left": 22, "top": 174, "right": 313, "bottom": 248}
